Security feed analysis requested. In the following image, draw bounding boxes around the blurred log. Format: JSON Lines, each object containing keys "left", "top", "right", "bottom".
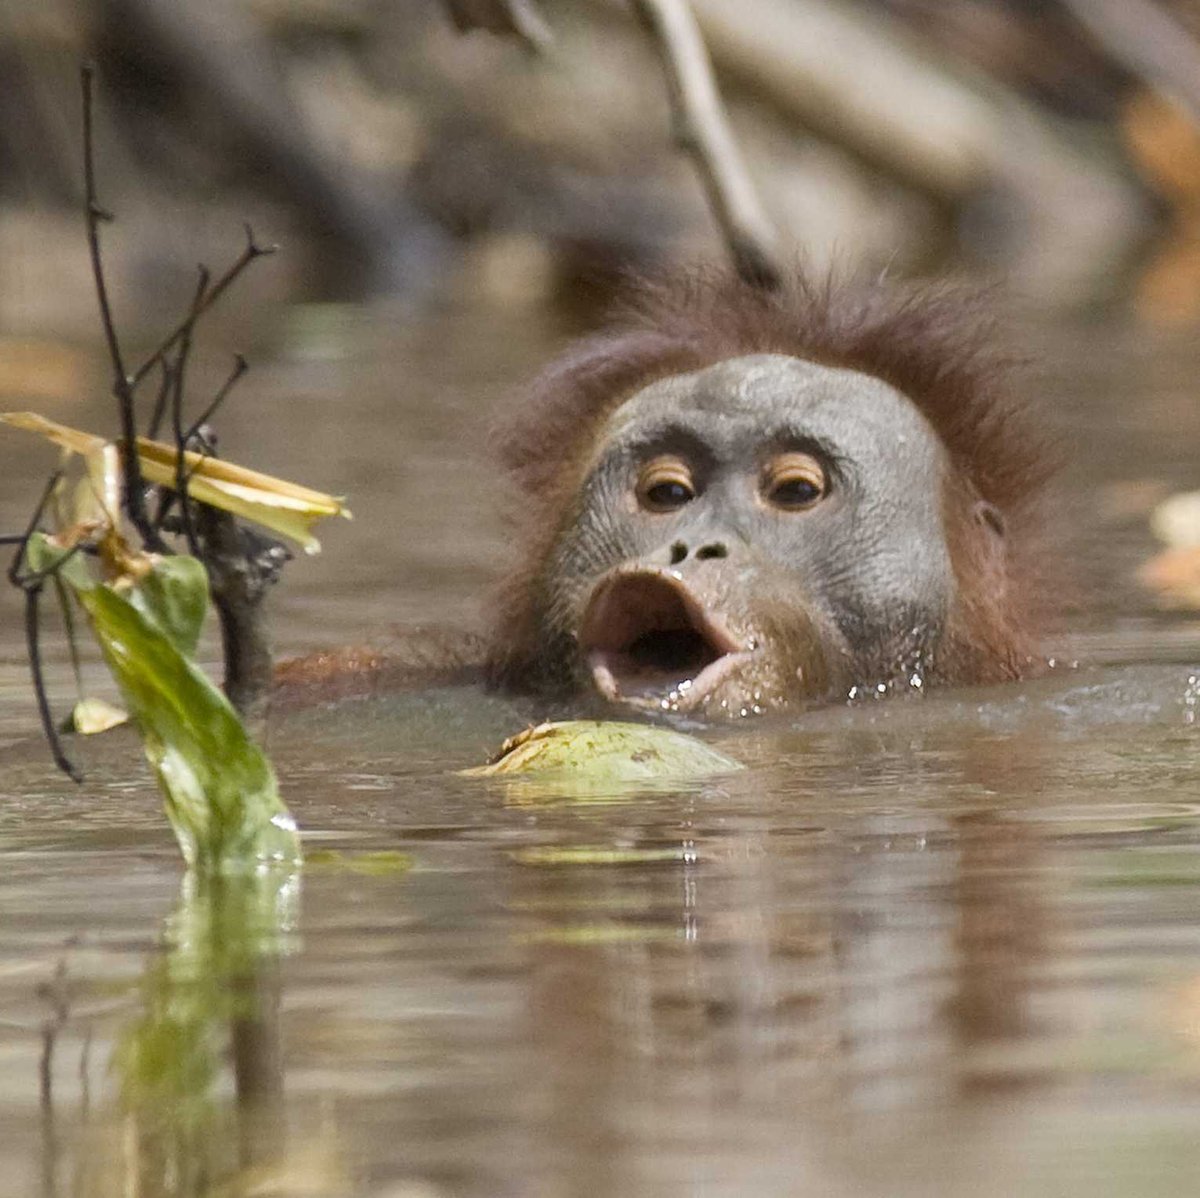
{"left": 1062, "top": 0, "right": 1200, "bottom": 129}
{"left": 688, "top": 0, "right": 1149, "bottom": 303}
{"left": 1122, "top": 90, "right": 1200, "bottom": 324}
{"left": 98, "top": 0, "right": 450, "bottom": 297}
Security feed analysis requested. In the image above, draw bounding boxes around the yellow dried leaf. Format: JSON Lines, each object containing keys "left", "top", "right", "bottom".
{"left": 2, "top": 411, "right": 350, "bottom": 553}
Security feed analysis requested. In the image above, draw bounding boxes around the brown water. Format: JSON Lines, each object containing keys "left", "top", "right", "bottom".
{"left": 2, "top": 305, "right": 1200, "bottom": 1197}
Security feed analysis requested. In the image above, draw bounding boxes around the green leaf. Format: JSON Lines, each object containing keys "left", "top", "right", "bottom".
{"left": 76, "top": 572, "right": 298, "bottom": 871}
{"left": 23, "top": 531, "right": 93, "bottom": 592}
{"left": 127, "top": 554, "right": 209, "bottom": 656}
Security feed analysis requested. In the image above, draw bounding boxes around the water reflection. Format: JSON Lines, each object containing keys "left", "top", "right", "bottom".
{"left": 3, "top": 310, "right": 1200, "bottom": 1195}
{"left": 9, "top": 690, "right": 1200, "bottom": 1196}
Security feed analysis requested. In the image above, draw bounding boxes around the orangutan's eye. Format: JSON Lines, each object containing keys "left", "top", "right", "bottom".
{"left": 763, "top": 452, "right": 827, "bottom": 511}
{"left": 637, "top": 456, "right": 695, "bottom": 512}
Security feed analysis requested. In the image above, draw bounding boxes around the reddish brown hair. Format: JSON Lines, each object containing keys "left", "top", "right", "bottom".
{"left": 490, "top": 267, "right": 1056, "bottom": 687}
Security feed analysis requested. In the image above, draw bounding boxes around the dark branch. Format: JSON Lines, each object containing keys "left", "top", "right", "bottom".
{"left": 168, "top": 268, "right": 210, "bottom": 556}
{"left": 24, "top": 588, "right": 81, "bottom": 784}
{"left": 147, "top": 358, "right": 173, "bottom": 442}
{"left": 184, "top": 354, "right": 248, "bottom": 447}
{"left": 129, "top": 225, "right": 276, "bottom": 390}
{"left": 197, "top": 505, "right": 291, "bottom": 723}
{"left": 7, "top": 469, "right": 63, "bottom": 587}
{"left": 53, "top": 573, "right": 85, "bottom": 697}
{"left": 81, "top": 64, "right": 163, "bottom": 551}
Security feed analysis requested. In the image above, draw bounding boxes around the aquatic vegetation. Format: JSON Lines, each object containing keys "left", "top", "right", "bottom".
{"left": 25, "top": 530, "right": 299, "bottom": 871}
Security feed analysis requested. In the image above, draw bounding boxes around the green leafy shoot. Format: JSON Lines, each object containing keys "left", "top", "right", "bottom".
{"left": 26, "top": 532, "right": 299, "bottom": 871}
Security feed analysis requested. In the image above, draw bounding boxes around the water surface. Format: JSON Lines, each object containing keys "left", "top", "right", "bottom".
{"left": 1, "top": 307, "right": 1200, "bottom": 1196}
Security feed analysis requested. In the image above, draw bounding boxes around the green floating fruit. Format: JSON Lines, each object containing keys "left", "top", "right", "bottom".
{"left": 461, "top": 720, "right": 742, "bottom": 790}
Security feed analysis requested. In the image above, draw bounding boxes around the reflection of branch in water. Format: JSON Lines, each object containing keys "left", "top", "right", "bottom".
{"left": 947, "top": 810, "right": 1047, "bottom": 1061}
{"left": 79, "top": 1027, "right": 93, "bottom": 1117}
{"left": 37, "top": 954, "right": 72, "bottom": 1198}
{"left": 232, "top": 961, "right": 285, "bottom": 1169}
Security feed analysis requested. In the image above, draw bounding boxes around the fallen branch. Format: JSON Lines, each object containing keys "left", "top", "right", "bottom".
{"left": 631, "top": 0, "right": 783, "bottom": 289}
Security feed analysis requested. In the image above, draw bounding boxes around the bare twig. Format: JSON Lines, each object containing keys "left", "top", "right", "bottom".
{"left": 7, "top": 470, "right": 64, "bottom": 588}
{"left": 184, "top": 354, "right": 248, "bottom": 448}
{"left": 8, "top": 474, "right": 88, "bottom": 778}
{"left": 147, "top": 358, "right": 173, "bottom": 443}
{"left": 129, "top": 225, "right": 275, "bottom": 390}
{"left": 630, "top": 0, "right": 782, "bottom": 289}
{"left": 168, "top": 269, "right": 211, "bottom": 557}
{"left": 443, "top": 0, "right": 554, "bottom": 53}
{"left": 81, "top": 64, "right": 164, "bottom": 552}
{"left": 153, "top": 353, "right": 247, "bottom": 533}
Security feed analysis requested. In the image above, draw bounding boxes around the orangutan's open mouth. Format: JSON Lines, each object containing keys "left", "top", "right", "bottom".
{"left": 579, "top": 570, "right": 750, "bottom": 708}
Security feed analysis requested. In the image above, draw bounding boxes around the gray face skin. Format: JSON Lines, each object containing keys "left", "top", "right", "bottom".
{"left": 539, "top": 354, "right": 955, "bottom": 716}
